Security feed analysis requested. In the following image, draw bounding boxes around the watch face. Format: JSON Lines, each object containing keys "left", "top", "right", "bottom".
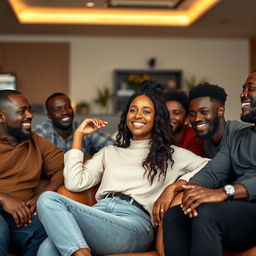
{"left": 225, "top": 185, "right": 235, "bottom": 196}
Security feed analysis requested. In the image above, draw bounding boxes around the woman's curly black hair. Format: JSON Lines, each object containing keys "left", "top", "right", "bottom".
{"left": 115, "top": 80, "right": 175, "bottom": 185}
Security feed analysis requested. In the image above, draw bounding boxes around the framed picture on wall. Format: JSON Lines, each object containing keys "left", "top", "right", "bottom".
{"left": 113, "top": 69, "right": 182, "bottom": 113}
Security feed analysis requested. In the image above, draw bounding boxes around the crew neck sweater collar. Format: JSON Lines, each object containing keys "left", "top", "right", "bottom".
{"left": 129, "top": 139, "right": 151, "bottom": 149}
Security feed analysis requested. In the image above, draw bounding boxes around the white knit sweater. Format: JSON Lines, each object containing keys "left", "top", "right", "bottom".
{"left": 64, "top": 139, "right": 209, "bottom": 218}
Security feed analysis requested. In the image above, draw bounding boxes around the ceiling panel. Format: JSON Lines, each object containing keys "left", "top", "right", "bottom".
{"left": 0, "top": 0, "right": 256, "bottom": 38}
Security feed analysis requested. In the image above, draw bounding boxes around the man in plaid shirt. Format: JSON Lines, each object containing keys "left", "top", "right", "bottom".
{"left": 35, "top": 93, "right": 114, "bottom": 156}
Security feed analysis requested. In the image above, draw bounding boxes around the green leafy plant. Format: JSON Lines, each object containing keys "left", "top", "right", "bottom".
{"left": 126, "top": 73, "right": 151, "bottom": 92}
{"left": 185, "top": 75, "right": 208, "bottom": 90}
{"left": 94, "top": 87, "right": 111, "bottom": 108}
{"left": 77, "top": 101, "right": 90, "bottom": 114}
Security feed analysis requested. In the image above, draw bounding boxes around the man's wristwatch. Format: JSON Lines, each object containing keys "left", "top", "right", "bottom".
{"left": 224, "top": 184, "right": 235, "bottom": 200}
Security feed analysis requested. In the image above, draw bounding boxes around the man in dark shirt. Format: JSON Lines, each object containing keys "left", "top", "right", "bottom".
{"left": 0, "top": 90, "right": 64, "bottom": 256}
{"left": 163, "top": 72, "right": 256, "bottom": 256}
{"left": 188, "top": 82, "right": 247, "bottom": 158}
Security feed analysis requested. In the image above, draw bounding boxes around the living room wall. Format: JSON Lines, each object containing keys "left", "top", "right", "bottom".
{"left": 0, "top": 35, "right": 249, "bottom": 120}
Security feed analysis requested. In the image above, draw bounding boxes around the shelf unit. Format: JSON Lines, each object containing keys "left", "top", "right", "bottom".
{"left": 113, "top": 69, "right": 182, "bottom": 113}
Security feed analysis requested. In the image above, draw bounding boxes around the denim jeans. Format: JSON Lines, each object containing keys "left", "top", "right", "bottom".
{"left": 0, "top": 206, "right": 47, "bottom": 256}
{"left": 37, "top": 191, "right": 154, "bottom": 256}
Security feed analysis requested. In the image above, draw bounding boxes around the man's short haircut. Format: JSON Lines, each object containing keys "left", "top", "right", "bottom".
{"left": 165, "top": 91, "right": 189, "bottom": 114}
{"left": 0, "top": 90, "right": 21, "bottom": 110}
{"left": 189, "top": 82, "right": 227, "bottom": 105}
{"left": 45, "top": 92, "right": 68, "bottom": 113}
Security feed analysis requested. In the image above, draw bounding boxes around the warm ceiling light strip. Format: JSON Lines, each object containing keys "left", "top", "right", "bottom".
{"left": 8, "top": 0, "right": 220, "bottom": 26}
{"left": 187, "top": 0, "right": 220, "bottom": 24}
{"left": 17, "top": 11, "right": 190, "bottom": 26}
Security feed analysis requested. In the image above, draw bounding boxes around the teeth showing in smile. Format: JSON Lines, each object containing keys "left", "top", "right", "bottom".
{"left": 133, "top": 122, "right": 145, "bottom": 128}
{"left": 22, "top": 123, "right": 31, "bottom": 128}
{"left": 241, "top": 102, "right": 251, "bottom": 107}
{"left": 61, "top": 117, "right": 70, "bottom": 122}
{"left": 196, "top": 123, "right": 207, "bottom": 129}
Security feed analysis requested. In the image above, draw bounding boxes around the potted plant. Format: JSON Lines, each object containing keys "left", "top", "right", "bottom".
{"left": 76, "top": 101, "right": 90, "bottom": 114}
{"left": 185, "top": 75, "right": 208, "bottom": 90}
{"left": 126, "top": 73, "right": 151, "bottom": 92}
{"left": 94, "top": 87, "right": 111, "bottom": 114}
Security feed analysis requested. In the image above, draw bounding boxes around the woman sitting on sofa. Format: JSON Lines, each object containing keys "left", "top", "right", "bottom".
{"left": 36, "top": 80, "right": 209, "bottom": 256}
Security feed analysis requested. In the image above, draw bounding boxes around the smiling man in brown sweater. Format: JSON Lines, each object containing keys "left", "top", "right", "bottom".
{"left": 0, "top": 90, "right": 64, "bottom": 256}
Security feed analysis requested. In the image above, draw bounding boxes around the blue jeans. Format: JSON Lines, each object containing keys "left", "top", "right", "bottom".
{"left": 37, "top": 191, "right": 154, "bottom": 256}
{"left": 0, "top": 206, "right": 47, "bottom": 256}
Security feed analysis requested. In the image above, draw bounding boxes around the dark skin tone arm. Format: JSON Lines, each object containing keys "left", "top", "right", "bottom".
{"left": 0, "top": 193, "right": 32, "bottom": 227}
{"left": 72, "top": 118, "right": 108, "bottom": 150}
{"left": 181, "top": 183, "right": 248, "bottom": 218}
{"left": 153, "top": 179, "right": 187, "bottom": 225}
{"left": 0, "top": 170, "right": 64, "bottom": 227}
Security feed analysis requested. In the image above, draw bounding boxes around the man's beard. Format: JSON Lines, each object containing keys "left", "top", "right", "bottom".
{"left": 241, "top": 104, "right": 256, "bottom": 123}
{"left": 197, "top": 116, "right": 220, "bottom": 140}
{"left": 6, "top": 125, "right": 32, "bottom": 140}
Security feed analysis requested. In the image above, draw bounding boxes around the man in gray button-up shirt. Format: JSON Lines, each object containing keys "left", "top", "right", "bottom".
{"left": 163, "top": 71, "right": 256, "bottom": 256}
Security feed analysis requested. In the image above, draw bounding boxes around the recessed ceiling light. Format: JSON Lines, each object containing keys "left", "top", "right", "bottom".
{"left": 9, "top": 0, "right": 221, "bottom": 26}
{"left": 85, "top": 2, "right": 95, "bottom": 7}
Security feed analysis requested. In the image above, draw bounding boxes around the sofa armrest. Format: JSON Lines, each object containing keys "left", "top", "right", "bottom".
{"left": 57, "top": 185, "right": 99, "bottom": 206}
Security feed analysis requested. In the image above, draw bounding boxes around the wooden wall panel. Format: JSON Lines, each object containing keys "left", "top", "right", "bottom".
{"left": 0, "top": 42, "right": 69, "bottom": 104}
